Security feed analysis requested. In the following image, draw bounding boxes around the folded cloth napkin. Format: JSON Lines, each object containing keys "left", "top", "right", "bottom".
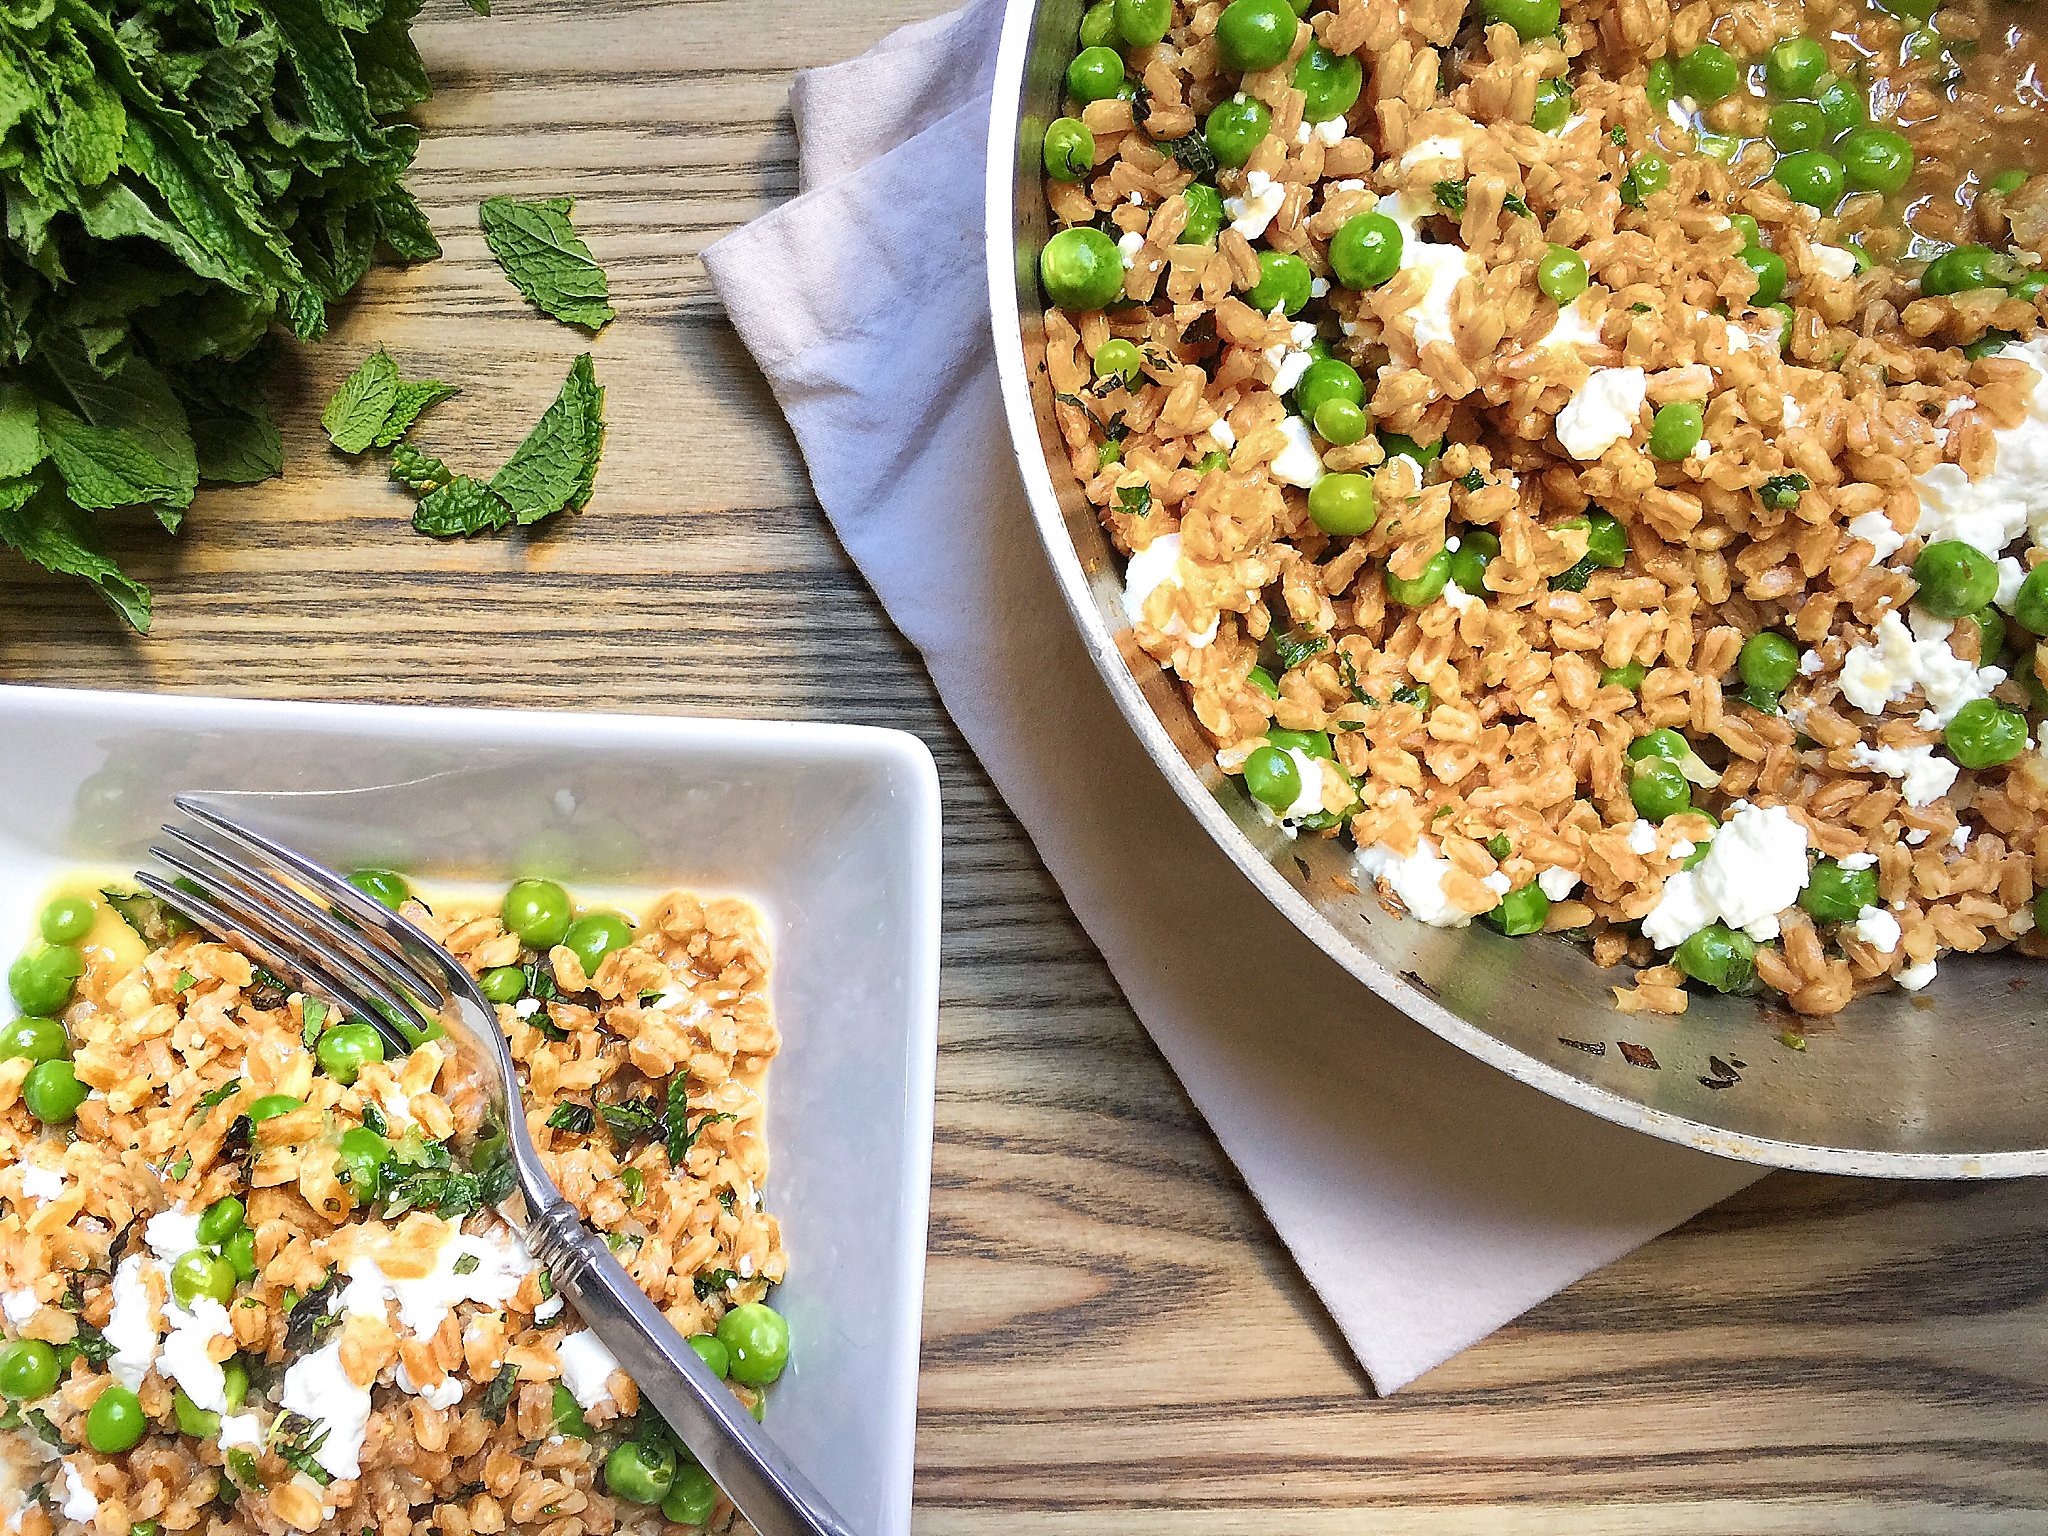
{"left": 704, "top": 0, "right": 1761, "bottom": 1393}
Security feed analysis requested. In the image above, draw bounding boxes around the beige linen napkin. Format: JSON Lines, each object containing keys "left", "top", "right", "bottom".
{"left": 703, "top": 0, "right": 1760, "bottom": 1392}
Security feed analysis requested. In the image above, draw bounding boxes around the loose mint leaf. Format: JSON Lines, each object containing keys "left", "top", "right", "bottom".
{"left": 390, "top": 442, "right": 453, "bottom": 493}
{"left": 323, "top": 349, "right": 401, "bottom": 454}
{"left": 478, "top": 197, "right": 615, "bottom": 332}
{"left": 412, "top": 476, "right": 512, "bottom": 538}
{"left": 372, "top": 380, "right": 457, "bottom": 448}
{"left": 466, "top": 0, "right": 492, "bottom": 12}
{"left": 487, "top": 354, "right": 605, "bottom": 525}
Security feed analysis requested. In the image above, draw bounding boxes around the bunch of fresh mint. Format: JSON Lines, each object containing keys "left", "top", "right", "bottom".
{"left": 0, "top": 0, "right": 484, "bottom": 630}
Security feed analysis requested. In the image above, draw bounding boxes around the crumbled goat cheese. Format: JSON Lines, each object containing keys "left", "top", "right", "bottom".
{"left": 1356, "top": 837, "right": 1479, "bottom": 928}
{"left": 1846, "top": 510, "right": 1904, "bottom": 562}
{"left": 144, "top": 1206, "right": 204, "bottom": 1264}
{"left": 59, "top": 1463, "right": 96, "bottom": 1522}
{"left": 1277, "top": 749, "right": 1325, "bottom": 821}
{"left": 1537, "top": 295, "right": 1603, "bottom": 354}
{"left": 1555, "top": 367, "right": 1646, "bottom": 460}
{"left": 1851, "top": 906, "right": 1902, "bottom": 952}
{"left": 17, "top": 1165, "right": 64, "bottom": 1205}
{"left": 1536, "top": 867, "right": 1580, "bottom": 900}
{"left": 1838, "top": 608, "right": 2004, "bottom": 726}
{"left": 1378, "top": 189, "right": 1472, "bottom": 358}
{"left": 1642, "top": 804, "right": 1809, "bottom": 949}
{"left": 1207, "top": 418, "right": 1236, "bottom": 452}
{"left": 1269, "top": 415, "right": 1326, "bottom": 488}
{"left": 1848, "top": 742, "right": 1959, "bottom": 808}
{"left": 1122, "top": 533, "right": 1220, "bottom": 648}
{"left": 279, "top": 1340, "right": 373, "bottom": 1481}
{"left": 1913, "top": 336, "right": 2048, "bottom": 556}
{"left": 341, "top": 1220, "right": 534, "bottom": 1341}
{"left": 1224, "top": 170, "right": 1286, "bottom": 241}
{"left": 1625, "top": 819, "right": 1660, "bottom": 855}
{"left": 1809, "top": 243, "right": 1859, "bottom": 280}
{"left": 0, "top": 1290, "right": 36, "bottom": 1327}
{"left": 556, "top": 1330, "right": 623, "bottom": 1412}
{"left": 1898, "top": 960, "right": 1938, "bottom": 991}
{"left": 1839, "top": 852, "right": 1877, "bottom": 870}
{"left": 105, "top": 1254, "right": 160, "bottom": 1391}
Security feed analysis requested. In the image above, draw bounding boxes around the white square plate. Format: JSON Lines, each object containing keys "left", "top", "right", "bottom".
{"left": 0, "top": 684, "right": 941, "bottom": 1536}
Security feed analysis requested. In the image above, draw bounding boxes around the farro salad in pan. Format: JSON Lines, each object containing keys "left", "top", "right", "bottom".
{"left": 0, "top": 875, "right": 786, "bottom": 1535}
{"left": 1036, "top": 0, "right": 2048, "bottom": 1018}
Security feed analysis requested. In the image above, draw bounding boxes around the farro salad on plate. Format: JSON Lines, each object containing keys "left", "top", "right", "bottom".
{"left": 0, "top": 872, "right": 787, "bottom": 1536}
{"left": 1036, "top": 0, "right": 2048, "bottom": 1019}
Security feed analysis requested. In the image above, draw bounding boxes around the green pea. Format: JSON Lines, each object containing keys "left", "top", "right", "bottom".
{"left": 0, "top": 1015, "right": 68, "bottom": 1066}
{"left": 1266, "top": 728, "right": 1335, "bottom": 759}
{"left": 1836, "top": 127, "right": 1914, "bottom": 197}
{"left": 1562, "top": 510, "right": 1627, "bottom": 569}
{"left": 1537, "top": 243, "right": 1588, "bottom": 305}
{"left": 1532, "top": 77, "right": 1573, "bottom": 132}
{"left": 1627, "top": 728, "right": 1689, "bottom": 763}
{"left": 1673, "top": 922, "right": 1756, "bottom": 993}
{"left": 345, "top": 869, "right": 410, "bottom": 911}
{"left": 1065, "top": 45, "right": 1125, "bottom": 104}
{"left": 562, "top": 912, "right": 634, "bottom": 979}
{"left": 1483, "top": 883, "right": 1551, "bottom": 936}
{"left": 1385, "top": 547, "right": 1452, "bottom": 608}
{"left": 1601, "top": 661, "right": 1647, "bottom": 690}
{"left": 1731, "top": 214, "right": 1761, "bottom": 249}
{"left": 1645, "top": 57, "right": 1676, "bottom": 112}
{"left": 2011, "top": 565, "right": 2048, "bottom": 635}
{"left": 1307, "top": 473, "right": 1378, "bottom": 536}
{"left": 22, "top": 1060, "right": 86, "bottom": 1125}
{"left": 170, "top": 1250, "right": 236, "bottom": 1309}
{"left": 1800, "top": 858, "right": 1879, "bottom": 924}
{"left": 1295, "top": 44, "right": 1363, "bottom": 123}
{"left": 1766, "top": 102, "right": 1827, "bottom": 153}
{"left": 1920, "top": 244, "right": 2008, "bottom": 297}
{"left": 502, "top": 878, "right": 574, "bottom": 950}
{"left": 1314, "top": 397, "right": 1369, "bottom": 445}
{"left": 1630, "top": 758, "right": 1692, "bottom": 821}
{"left": 1039, "top": 227, "right": 1126, "bottom": 312}
{"left": 1246, "top": 249, "right": 1313, "bottom": 316}
{"left": 1913, "top": 539, "right": 1998, "bottom": 619}
{"left": 1078, "top": 0, "right": 1117, "bottom": 48}
{"left": 1765, "top": 36, "right": 1829, "bottom": 97}
{"left": 1774, "top": 150, "right": 1845, "bottom": 210}
{"left": 133, "top": 1522, "right": 162, "bottom": 1536}
{"left": 604, "top": 1436, "right": 679, "bottom": 1505}
{"left": 247, "top": 1093, "right": 302, "bottom": 1124}
{"left": 1988, "top": 168, "right": 2029, "bottom": 198}
{"left": 1482, "top": 0, "right": 1560, "bottom": 41}
{"left": 8, "top": 946, "right": 82, "bottom": 1018}
{"left": 1093, "top": 338, "right": 1145, "bottom": 388}
{"left": 224, "top": 1226, "right": 258, "bottom": 1282}
{"left": 1293, "top": 358, "right": 1362, "bottom": 421}
{"left": 1742, "top": 246, "right": 1788, "bottom": 306}
{"left": 1945, "top": 700, "right": 2028, "bottom": 770}
{"left": 661, "top": 1463, "right": 722, "bottom": 1527}
{"left": 1768, "top": 302, "right": 1797, "bottom": 353}
{"left": 1622, "top": 153, "right": 1669, "bottom": 206}
{"left": 1115, "top": 0, "right": 1172, "bottom": 46}
{"left": 1329, "top": 211, "right": 1403, "bottom": 289}
{"left": 334, "top": 1125, "right": 393, "bottom": 1206}
{"left": 1204, "top": 95, "right": 1272, "bottom": 168}
{"left": 1675, "top": 43, "right": 1740, "bottom": 104}
{"left": 1964, "top": 329, "right": 2018, "bottom": 361}
{"left": 716, "top": 1301, "right": 792, "bottom": 1387}
{"left": 1179, "top": 182, "right": 1225, "bottom": 245}
{"left": 1695, "top": 130, "right": 1740, "bottom": 163}
{"left": 478, "top": 965, "right": 527, "bottom": 1005}
{"left": 1816, "top": 75, "right": 1865, "bottom": 133}
{"left": 86, "top": 1383, "right": 145, "bottom": 1453}
{"left": 0, "top": 1338, "right": 58, "bottom": 1400}
{"left": 1242, "top": 745, "right": 1303, "bottom": 811}
{"left": 1738, "top": 632, "right": 1799, "bottom": 694}
{"left": 1448, "top": 529, "right": 1501, "bottom": 595}
{"left": 196, "top": 1196, "right": 245, "bottom": 1249}
{"left": 1961, "top": 606, "right": 2008, "bottom": 665}
{"left": 1647, "top": 401, "right": 1704, "bottom": 462}
{"left": 315, "top": 1021, "right": 384, "bottom": 1086}
{"left": 688, "top": 1334, "right": 731, "bottom": 1379}
{"left": 2003, "top": 271, "right": 2044, "bottom": 304}
{"left": 1217, "top": 0, "right": 1298, "bottom": 70}
{"left": 1377, "top": 432, "right": 1440, "bottom": 470}
{"left": 38, "top": 897, "right": 95, "bottom": 946}
{"left": 1042, "top": 117, "right": 1096, "bottom": 182}
{"left": 173, "top": 1387, "right": 220, "bottom": 1439}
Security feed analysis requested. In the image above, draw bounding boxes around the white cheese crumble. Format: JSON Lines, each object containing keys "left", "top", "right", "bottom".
{"left": 1207, "top": 418, "right": 1236, "bottom": 452}
{"left": 1441, "top": 579, "right": 1481, "bottom": 614}
{"left": 1537, "top": 295, "right": 1603, "bottom": 354}
{"left": 1536, "top": 867, "right": 1580, "bottom": 900}
{"left": 1851, "top": 906, "right": 1902, "bottom": 952}
{"left": 1, "top": 1290, "right": 36, "bottom": 1327}
{"left": 1839, "top": 851, "right": 1877, "bottom": 870}
{"left": 556, "top": 1329, "right": 622, "bottom": 1411}
{"left": 1355, "top": 837, "right": 1477, "bottom": 928}
{"left": 105, "top": 1254, "right": 161, "bottom": 1391}
{"left": 17, "top": 1165, "right": 65, "bottom": 1205}
{"left": 1117, "top": 230, "right": 1144, "bottom": 270}
{"left": 1555, "top": 367, "right": 1646, "bottom": 460}
{"left": 1913, "top": 336, "right": 2048, "bottom": 557}
{"left": 1269, "top": 415, "right": 1325, "bottom": 488}
{"left": 1398, "top": 134, "right": 1466, "bottom": 171}
{"left": 1625, "top": 819, "right": 1659, "bottom": 855}
{"left": 1224, "top": 170, "right": 1286, "bottom": 242}
{"left": 158, "top": 1295, "right": 235, "bottom": 1414}
{"left": 1264, "top": 319, "right": 1319, "bottom": 397}
{"left": 218, "top": 1413, "right": 264, "bottom": 1451}
{"left": 1838, "top": 608, "right": 2004, "bottom": 726}
{"left": 341, "top": 1221, "right": 534, "bottom": 1341}
{"left": 1847, "top": 742, "right": 1958, "bottom": 808}
{"left": 279, "top": 1340, "right": 373, "bottom": 1482}
{"left": 396, "top": 1362, "right": 466, "bottom": 1410}
{"left": 1951, "top": 824, "right": 1972, "bottom": 851}
{"left": 1122, "top": 533, "right": 1220, "bottom": 648}
{"left": 144, "top": 1206, "right": 204, "bottom": 1264}
{"left": 1277, "top": 749, "right": 1326, "bottom": 821}
{"left": 1810, "top": 243, "right": 1859, "bottom": 281}
{"left": 1378, "top": 189, "right": 1472, "bottom": 358}
{"left": 59, "top": 1463, "right": 96, "bottom": 1523}
{"left": 534, "top": 1295, "right": 565, "bottom": 1323}
{"left": 1641, "top": 804, "right": 1809, "bottom": 949}
{"left": 1846, "top": 510, "right": 1905, "bottom": 562}
{"left": 1898, "top": 959, "right": 1938, "bottom": 990}
{"left": 1996, "top": 556, "right": 2026, "bottom": 609}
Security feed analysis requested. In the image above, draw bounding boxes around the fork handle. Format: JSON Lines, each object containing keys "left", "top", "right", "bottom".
{"left": 525, "top": 1198, "right": 862, "bottom": 1536}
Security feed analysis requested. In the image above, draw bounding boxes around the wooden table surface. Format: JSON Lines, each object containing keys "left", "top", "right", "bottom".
{"left": 4, "top": 2, "right": 2046, "bottom": 1530}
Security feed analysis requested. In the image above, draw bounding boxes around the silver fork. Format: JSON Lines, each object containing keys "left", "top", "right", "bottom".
{"left": 140, "top": 793, "right": 859, "bottom": 1536}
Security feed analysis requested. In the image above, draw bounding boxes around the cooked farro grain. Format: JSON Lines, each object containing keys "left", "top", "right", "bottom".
{"left": 0, "top": 879, "right": 782, "bottom": 1534}
{"left": 1039, "top": 0, "right": 2048, "bottom": 1018}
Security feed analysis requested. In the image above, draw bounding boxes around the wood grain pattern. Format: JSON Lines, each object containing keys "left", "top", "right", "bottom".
{"left": 3, "top": 2, "right": 2046, "bottom": 1529}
